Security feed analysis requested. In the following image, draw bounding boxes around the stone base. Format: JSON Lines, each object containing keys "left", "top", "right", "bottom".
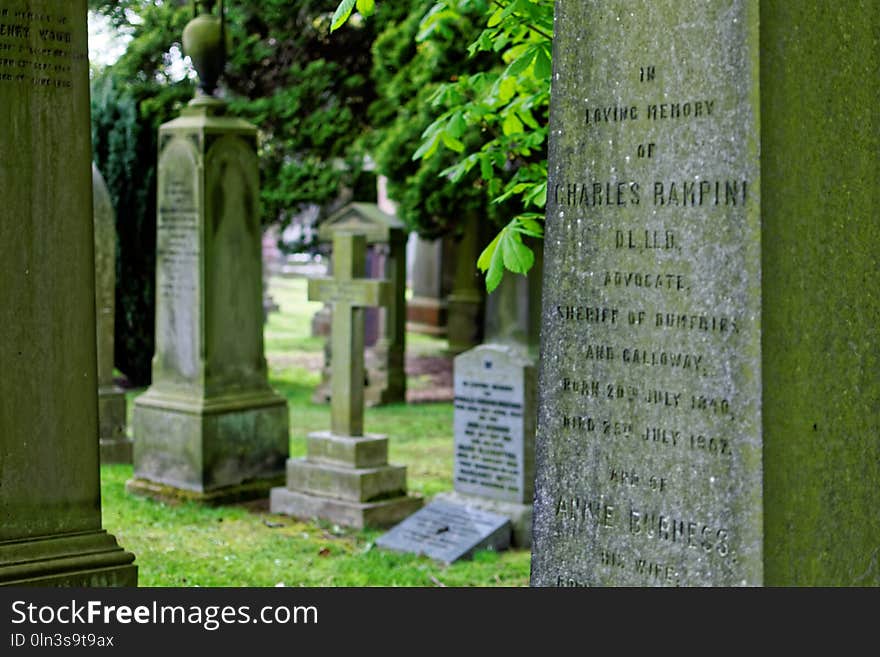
{"left": 132, "top": 388, "right": 289, "bottom": 496}
{"left": 435, "top": 491, "right": 533, "bottom": 548}
{"left": 101, "top": 437, "right": 134, "bottom": 464}
{"left": 270, "top": 487, "right": 422, "bottom": 530}
{"left": 271, "top": 430, "right": 422, "bottom": 528}
{"left": 0, "top": 531, "right": 137, "bottom": 587}
{"left": 126, "top": 475, "right": 285, "bottom": 506}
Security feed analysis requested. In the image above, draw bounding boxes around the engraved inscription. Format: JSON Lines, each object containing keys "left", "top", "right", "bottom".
{"left": 532, "top": 1, "right": 761, "bottom": 587}
{"left": 0, "top": 7, "right": 83, "bottom": 89}
{"left": 453, "top": 346, "right": 534, "bottom": 504}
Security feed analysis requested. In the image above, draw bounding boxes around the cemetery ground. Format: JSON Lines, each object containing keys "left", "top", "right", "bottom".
{"left": 100, "top": 274, "right": 530, "bottom": 587}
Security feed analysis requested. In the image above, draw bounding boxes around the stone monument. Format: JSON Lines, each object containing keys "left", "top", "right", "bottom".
{"left": 446, "top": 212, "right": 485, "bottom": 354}
{"left": 271, "top": 232, "right": 422, "bottom": 528}
{"left": 93, "top": 163, "right": 133, "bottom": 463}
{"left": 129, "top": 0, "right": 289, "bottom": 503}
{"left": 0, "top": 0, "right": 136, "bottom": 585}
{"left": 314, "top": 203, "right": 407, "bottom": 406}
{"left": 436, "top": 344, "right": 536, "bottom": 547}
{"left": 530, "top": 0, "right": 879, "bottom": 586}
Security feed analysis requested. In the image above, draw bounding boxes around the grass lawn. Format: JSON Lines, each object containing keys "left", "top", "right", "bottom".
{"left": 102, "top": 275, "right": 531, "bottom": 587}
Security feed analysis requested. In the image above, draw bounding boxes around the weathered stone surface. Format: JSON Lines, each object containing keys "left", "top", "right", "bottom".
{"left": 270, "top": 488, "right": 422, "bottom": 531}
{"left": 531, "top": 0, "right": 879, "bottom": 587}
{"left": 285, "top": 460, "right": 407, "bottom": 503}
{"left": 93, "top": 163, "right": 132, "bottom": 463}
{"left": 759, "top": 1, "right": 879, "bottom": 585}
{"left": 532, "top": 0, "right": 761, "bottom": 587}
{"left": 435, "top": 491, "right": 533, "bottom": 549}
{"left": 0, "top": 0, "right": 135, "bottom": 586}
{"left": 131, "top": 101, "right": 288, "bottom": 502}
{"left": 376, "top": 500, "right": 511, "bottom": 564}
{"left": 306, "top": 431, "right": 389, "bottom": 469}
{"left": 454, "top": 344, "right": 536, "bottom": 504}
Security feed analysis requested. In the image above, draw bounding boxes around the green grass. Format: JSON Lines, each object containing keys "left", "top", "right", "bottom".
{"left": 104, "top": 275, "right": 531, "bottom": 587}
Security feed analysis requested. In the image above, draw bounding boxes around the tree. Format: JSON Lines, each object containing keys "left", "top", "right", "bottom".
{"left": 334, "top": 0, "right": 553, "bottom": 291}
{"left": 88, "top": 0, "right": 394, "bottom": 383}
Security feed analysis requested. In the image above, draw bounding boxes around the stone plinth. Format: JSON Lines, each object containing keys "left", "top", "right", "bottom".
{"left": 130, "top": 99, "right": 288, "bottom": 504}
{"left": 271, "top": 432, "right": 422, "bottom": 529}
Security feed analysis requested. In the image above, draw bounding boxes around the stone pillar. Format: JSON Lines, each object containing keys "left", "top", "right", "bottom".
{"left": 129, "top": 98, "right": 289, "bottom": 504}
{"left": 446, "top": 212, "right": 485, "bottom": 354}
{"left": 93, "top": 163, "right": 132, "bottom": 463}
{"left": 0, "top": 0, "right": 136, "bottom": 586}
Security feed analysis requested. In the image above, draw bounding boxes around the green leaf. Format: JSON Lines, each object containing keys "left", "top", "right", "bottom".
{"left": 502, "top": 112, "right": 524, "bottom": 135}
{"left": 487, "top": 7, "right": 504, "bottom": 28}
{"left": 500, "top": 229, "right": 535, "bottom": 274}
{"left": 477, "top": 231, "right": 503, "bottom": 272}
{"left": 485, "top": 242, "right": 505, "bottom": 292}
{"left": 534, "top": 46, "right": 552, "bottom": 79}
{"left": 479, "top": 155, "right": 493, "bottom": 181}
{"left": 517, "top": 216, "right": 544, "bottom": 237}
{"left": 441, "top": 131, "right": 465, "bottom": 153}
{"left": 498, "top": 76, "right": 517, "bottom": 103}
{"left": 448, "top": 111, "right": 467, "bottom": 138}
{"left": 413, "top": 134, "right": 440, "bottom": 160}
{"left": 507, "top": 48, "right": 536, "bottom": 76}
{"left": 330, "top": 0, "right": 356, "bottom": 32}
{"left": 356, "top": 0, "right": 375, "bottom": 17}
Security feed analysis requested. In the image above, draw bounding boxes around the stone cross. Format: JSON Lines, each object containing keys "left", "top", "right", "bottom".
{"left": 308, "top": 232, "right": 391, "bottom": 436}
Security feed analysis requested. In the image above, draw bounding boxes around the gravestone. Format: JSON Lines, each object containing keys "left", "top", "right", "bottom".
{"left": 0, "top": 0, "right": 136, "bottom": 585}
{"left": 129, "top": 8, "right": 288, "bottom": 503}
{"left": 407, "top": 235, "right": 448, "bottom": 336}
{"left": 93, "top": 163, "right": 132, "bottom": 463}
{"left": 270, "top": 232, "right": 422, "bottom": 528}
{"left": 531, "top": 1, "right": 879, "bottom": 587}
{"left": 436, "top": 344, "right": 537, "bottom": 547}
{"left": 446, "top": 212, "right": 485, "bottom": 354}
{"left": 314, "top": 203, "right": 407, "bottom": 406}
{"left": 376, "top": 500, "right": 510, "bottom": 564}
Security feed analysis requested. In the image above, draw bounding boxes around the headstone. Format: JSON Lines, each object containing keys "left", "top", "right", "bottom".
{"left": 0, "top": 0, "right": 136, "bottom": 585}
{"left": 313, "top": 203, "right": 407, "bottom": 406}
{"left": 93, "top": 163, "right": 132, "bottom": 463}
{"left": 436, "top": 344, "right": 536, "bottom": 547}
{"left": 446, "top": 212, "right": 485, "bottom": 354}
{"left": 406, "top": 235, "right": 448, "bottom": 336}
{"left": 129, "top": 96, "right": 289, "bottom": 503}
{"left": 531, "top": 1, "right": 879, "bottom": 587}
{"left": 271, "top": 232, "right": 422, "bottom": 528}
{"left": 376, "top": 500, "right": 510, "bottom": 564}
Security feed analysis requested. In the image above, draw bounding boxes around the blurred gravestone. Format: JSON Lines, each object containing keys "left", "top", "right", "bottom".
{"left": 93, "top": 163, "right": 132, "bottom": 463}
{"left": 271, "top": 233, "right": 422, "bottom": 527}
